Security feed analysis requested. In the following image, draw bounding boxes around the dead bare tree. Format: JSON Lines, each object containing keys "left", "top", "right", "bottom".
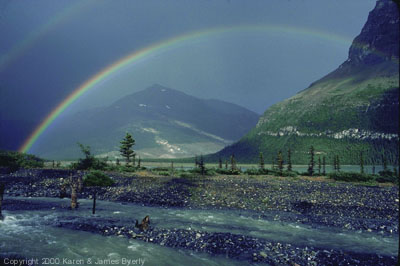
{"left": 77, "top": 175, "right": 83, "bottom": 193}
{"left": 69, "top": 175, "right": 79, "bottom": 209}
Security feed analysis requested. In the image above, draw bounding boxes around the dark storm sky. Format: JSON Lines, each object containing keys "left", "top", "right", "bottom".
{"left": 0, "top": 0, "right": 376, "bottom": 150}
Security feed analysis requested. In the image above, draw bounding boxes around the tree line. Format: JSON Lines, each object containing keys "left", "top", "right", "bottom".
{"left": 214, "top": 145, "right": 397, "bottom": 179}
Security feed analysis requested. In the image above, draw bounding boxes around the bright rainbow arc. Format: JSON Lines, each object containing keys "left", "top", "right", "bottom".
{"left": 19, "top": 24, "right": 355, "bottom": 153}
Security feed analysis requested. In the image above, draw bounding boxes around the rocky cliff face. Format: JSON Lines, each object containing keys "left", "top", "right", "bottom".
{"left": 213, "top": 0, "right": 399, "bottom": 164}
{"left": 347, "top": 0, "right": 399, "bottom": 66}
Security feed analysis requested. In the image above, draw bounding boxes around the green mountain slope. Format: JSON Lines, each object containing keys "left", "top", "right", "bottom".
{"left": 213, "top": 0, "right": 399, "bottom": 165}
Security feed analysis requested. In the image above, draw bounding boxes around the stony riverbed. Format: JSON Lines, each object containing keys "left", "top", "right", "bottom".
{"left": 1, "top": 168, "right": 398, "bottom": 265}
{"left": 2, "top": 168, "right": 398, "bottom": 234}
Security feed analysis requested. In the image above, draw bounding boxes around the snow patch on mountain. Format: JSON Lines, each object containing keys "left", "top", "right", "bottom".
{"left": 173, "top": 120, "right": 232, "bottom": 144}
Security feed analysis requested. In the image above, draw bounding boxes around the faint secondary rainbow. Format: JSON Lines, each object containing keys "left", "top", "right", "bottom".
{"left": 20, "top": 24, "right": 355, "bottom": 153}
{"left": 0, "top": 1, "right": 92, "bottom": 71}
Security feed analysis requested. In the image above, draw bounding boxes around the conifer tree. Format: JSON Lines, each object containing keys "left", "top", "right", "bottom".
{"left": 318, "top": 156, "right": 321, "bottom": 175}
{"left": 322, "top": 156, "right": 326, "bottom": 176}
{"left": 287, "top": 148, "right": 292, "bottom": 172}
{"left": 199, "top": 155, "right": 205, "bottom": 175}
{"left": 218, "top": 158, "right": 222, "bottom": 169}
{"left": 336, "top": 155, "right": 341, "bottom": 172}
{"left": 259, "top": 152, "right": 265, "bottom": 171}
{"left": 277, "top": 151, "right": 284, "bottom": 176}
{"left": 225, "top": 160, "right": 228, "bottom": 169}
{"left": 393, "top": 167, "right": 398, "bottom": 178}
{"left": 360, "top": 151, "right": 364, "bottom": 174}
{"left": 333, "top": 156, "right": 337, "bottom": 172}
{"left": 271, "top": 156, "right": 275, "bottom": 170}
{"left": 119, "top": 133, "right": 135, "bottom": 166}
{"left": 383, "top": 155, "right": 388, "bottom": 171}
{"left": 230, "top": 154, "right": 236, "bottom": 172}
{"left": 307, "top": 146, "right": 315, "bottom": 176}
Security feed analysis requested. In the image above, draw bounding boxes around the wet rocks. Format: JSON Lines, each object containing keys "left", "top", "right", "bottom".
{"left": 57, "top": 219, "right": 397, "bottom": 265}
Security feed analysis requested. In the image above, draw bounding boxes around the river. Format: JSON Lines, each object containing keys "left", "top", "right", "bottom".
{"left": 0, "top": 197, "right": 398, "bottom": 265}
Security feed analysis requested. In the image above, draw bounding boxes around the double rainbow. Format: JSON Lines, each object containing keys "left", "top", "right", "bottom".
{"left": 19, "top": 24, "right": 354, "bottom": 153}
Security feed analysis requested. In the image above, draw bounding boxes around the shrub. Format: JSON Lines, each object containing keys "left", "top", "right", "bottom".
{"left": 375, "top": 175, "right": 397, "bottom": 183}
{"left": 70, "top": 144, "right": 108, "bottom": 170}
{"left": 328, "top": 172, "right": 373, "bottom": 182}
{"left": 0, "top": 150, "right": 44, "bottom": 171}
{"left": 282, "top": 170, "right": 298, "bottom": 177}
{"left": 205, "top": 168, "right": 217, "bottom": 176}
{"left": 188, "top": 167, "right": 204, "bottom": 175}
{"left": 152, "top": 167, "right": 170, "bottom": 171}
{"left": 83, "top": 170, "right": 115, "bottom": 187}
{"left": 71, "top": 158, "right": 108, "bottom": 170}
{"left": 215, "top": 168, "right": 241, "bottom": 175}
{"left": 245, "top": 168, "right": 270, "bottom": 175}
{"left": 375, "top": 170, "right": 398, "bottom": 183}
{"left": 117, "top": 165, "right": 136, "bottom": 172}
{"left": 268, "top": 169, "right": 298, "bottom": 177}
{"left": 179, "top": 172, "right": 194, "bottom": 178}
{"left": 91, "top": 158, "right": 109, "bottom": 170}
{"left": 158, "top": 171, "right": 170, "bottom": 176}
{"left": 245, "top": 168, "right": 262, "bottom": 175}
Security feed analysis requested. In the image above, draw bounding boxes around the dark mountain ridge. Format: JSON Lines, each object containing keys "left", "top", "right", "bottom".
{"left": 109, "top": 84, "right": 259, "bottom": 141}
{"left": 212, "top": 0, "right": 399, "bottom": 165}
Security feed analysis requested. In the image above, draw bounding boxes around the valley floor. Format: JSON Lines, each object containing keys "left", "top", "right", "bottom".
{"left": 1, "top": 169, "right": 398, "bottom": 265}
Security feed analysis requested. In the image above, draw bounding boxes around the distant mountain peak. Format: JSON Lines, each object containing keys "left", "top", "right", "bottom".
{"left": 35, "top": 84, "right": 259, "bottom": 159}
{"left": 146, "top": 84, "right": 171, "bottom": 91}
{"left": 140, "top": 84, "right": 190, "bottom": 98}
